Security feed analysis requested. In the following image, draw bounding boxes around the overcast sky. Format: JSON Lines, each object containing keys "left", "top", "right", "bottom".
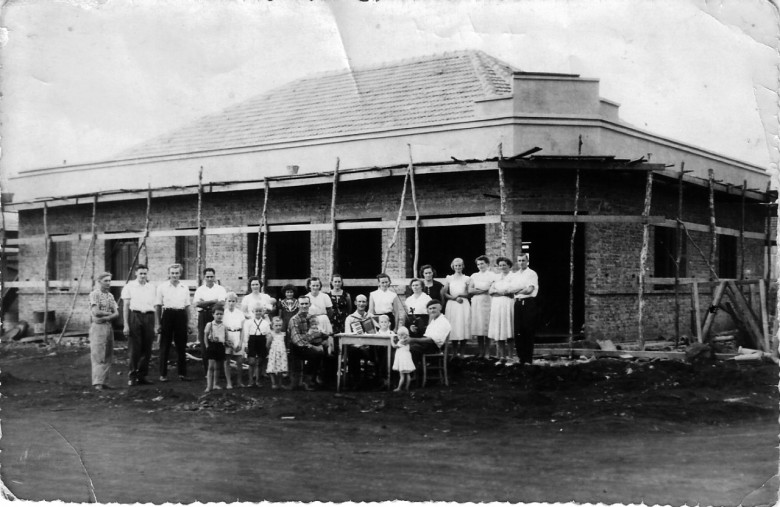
{"left": 1, "top": 0, "right": 778, "bottom": 188}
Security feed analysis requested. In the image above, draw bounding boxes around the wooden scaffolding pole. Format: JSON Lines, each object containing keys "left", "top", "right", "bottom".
{"left": 255, "top": 179, "right": 270, "bottom": 279}
{"left": 143, "top": 185, "right": 151, "bottom": 267}
{"left": 568, "top": 168, "right": 580, "bottom": 349}
{"left": 674, "top": 163, "right": 689, "bottom": 346}
{"left": 708, "top": 168, "right": 717, "bottom": 281}
{"left": 382, "top": 165, "right": 410, "bottom": 273}
{"left": 261, "top": 180, "right": 269, "bottom": 287}
{"left": 764, "top": 181, "right": 772, "bottom": 282}
{"left": 43, "top": 202, "right": 50, "bottom": 342}
{"left": 56, "top": 194, "right": 99, "bottom": 345}
{"left": 90, "top": 195, "right": 98, "bottom": 286}
{"left": 125, "top": 185, "right": 153, "bottom": 284}
{"left": 330, "top": 158, "right": 340, "bottom": 277}
{"left": 637, "top": 170, "right": 653, "bottom": 350}
{"left": 408, "top": 145, "right": 421, "bottom": 277}
{"left": 0, "top": 194, "right": 7, "bottom": 314}
{"left": 497, "top": 143, "right": 508, "bottom": 256}
{"left": 678, "top": 220, "right": 720, "bottom": 280}
{"left": 196, "top": 167, "right": 204, "bottom": 286}
{"left": 739, "top": 179, "right": 746, "bottom": 279}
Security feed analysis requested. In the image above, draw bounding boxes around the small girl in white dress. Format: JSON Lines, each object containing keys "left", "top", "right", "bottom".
{"left": 266, "top": 316, "right": 288, "bottom": 389}
{"left": 391, "top": 326, "right": 415, "bottom": 392}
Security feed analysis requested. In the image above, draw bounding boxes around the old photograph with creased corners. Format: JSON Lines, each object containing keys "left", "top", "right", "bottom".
{"left": 0, "top": 0, "right": 778, "bottom": 505}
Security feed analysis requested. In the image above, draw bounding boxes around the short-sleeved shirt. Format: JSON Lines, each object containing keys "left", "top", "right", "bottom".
{"left": 155, "top": 281, "right": 191, "bottom": 309}
{"left": 370, "top": 289, "right": 398, "bottom": 314}
{"left": 511, "top": 268, "right": 539, "bottom": 299}
{"left": 89, "top": 289, "right": 117, "bottom": 323}
{"left": 424, "top": 314, "right": 452, "bottom": 348}
{"left": 405, "top": 292, "right": 432, "bottom": 315}
{"left": 120, "top": 280, "right": 156, "bottom": 312}
{"left": 241, "top": 292, "right": 274, "bottom": 316}
{"left": 306, "top": 292, "right": 332, "bottom": 316}
{"left": 193, "top": 283, "right": 227, "bottom": 312}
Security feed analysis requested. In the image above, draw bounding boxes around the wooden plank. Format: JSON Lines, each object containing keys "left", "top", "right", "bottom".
{"left": 692, "top": 282, "right": 703, "bottom": 343}
{"left": 758, "top": 279, "right": 770, "bottom": 352}
{"left": 535, "top": 348, "right": 737, "bottom": 361}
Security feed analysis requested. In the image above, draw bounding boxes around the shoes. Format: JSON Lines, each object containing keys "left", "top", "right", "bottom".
{"left": 137, "top": 378, "right": 154, "bottom": 385}
{"left": 128, "top": 379, "right": 137, "bottom": 386}
{"left": 159, "top": 376, "right": 169, "bottom": 382}
{"left": 101, "top": 384, "right": 114, "bottom": 390}
{"left": 93, "top": 384, "right": 104, "bottom": 391}
{"left": 302, "top": 383, "right": 316, "bottom": 391}
{"left": 179, "top": 376, "right": 191, "bottom": 382}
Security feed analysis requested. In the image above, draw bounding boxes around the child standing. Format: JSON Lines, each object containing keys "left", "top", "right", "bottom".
{"left": 223, "top": 292, "right": 247, "bottom": 388}
{"left": 203, "top": 304, "right": 227, "bottom": 393}
{"left": 391, "top": 326, "right": 415, "bottom": 392}
{"left": 266, "top": 316, "right": 288, "bottom": 389}
{"left": 244, "top": 304, "right": 270, "bottom": 387}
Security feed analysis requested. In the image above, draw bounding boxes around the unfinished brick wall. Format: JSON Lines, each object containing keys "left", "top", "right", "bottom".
{"left": 15, "top": 165, "right": 769, "bottom": 341}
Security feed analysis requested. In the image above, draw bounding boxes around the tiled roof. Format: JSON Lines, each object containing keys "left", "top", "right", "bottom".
{"left": 116, "top": 50, "right": 518, "bottom": 160}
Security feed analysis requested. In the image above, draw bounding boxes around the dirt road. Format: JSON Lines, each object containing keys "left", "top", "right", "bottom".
{"left": 1, "top": 343, "right": 777, "bottom": 504}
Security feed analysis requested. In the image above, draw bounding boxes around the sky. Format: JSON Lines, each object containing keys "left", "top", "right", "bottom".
{"left": 0, "top": 0, "right": 778, "bottom": 189}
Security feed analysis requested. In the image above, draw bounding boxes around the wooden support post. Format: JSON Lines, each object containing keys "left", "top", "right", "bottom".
{"left": 764, "top": 181, "right": 772, "bottom": 282}
{"left": 196, "top": 167, "right": 204, "bottom": 286}
{"left": 497, "top": 143, "right": 508, "bottom": 257}
{"left": 708, "top": 168, "right": 717, "bottom": 282}
{"left": 330, "top": 158, "right": 340, "bottom": 277}
{"left": 382, "top": 166, "right": 410, "bottom": 273}
{"left": 700, "top": 280, "right": 727, "bottom": 341}
{"left": 142, "top": 184, "right": 152, "bottom": 267}
{"left": 43, "top": 202, "right": 49, "bottom": 343}
{"left": 758, "top": 279, "right": 770, "bottom": 352}
{"left": 739, "top": 180, "right": 746, "bottom": 279}
{"left": 255, "top": 179, "right": 270, "bottom": 279}
{"left": 408, "top": 145, "right": 421, "bottom": 277}
{"left": 568, "top": 166, "right": 580, "bottom": 349}
{"left": 674, "top": 163, "right": 685, "bottom": 346}
{"left": 691, "top": 282, "right": 703, "bottom": 343}
{"left": 0, "top": 195, "right": 7, "bottom": 314}
{"left": 125, "top": 186, "right": 153, "bottom": 284}
{"left": 90, "top": 195, "right": 98, "bottom": 286}
{"left": 260, "top": 179, "right": 269, "bottom": 288}
{"left": 637, "top": 170, "right": 653, "bottom": 350}
{"left": 725, "top": 281, "right": 765, "bottom": 350}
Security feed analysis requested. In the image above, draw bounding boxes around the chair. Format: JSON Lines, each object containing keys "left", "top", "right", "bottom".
{"left": 421, "top": 334, "right": 450, "bottom": 387}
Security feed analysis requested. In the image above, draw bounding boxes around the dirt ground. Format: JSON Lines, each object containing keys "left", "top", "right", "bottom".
{"left": 1, "top": 339, "right": 778, "bottom": 505}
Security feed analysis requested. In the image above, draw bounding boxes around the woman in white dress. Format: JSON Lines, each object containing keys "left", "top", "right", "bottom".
{"left": 240, "top": 276, "right": 274, "bottom": 319}
{"left": 488, "top": 256, "right": 515, "bottom": 364}
{"left": 368, "top": 273, "right": 406, "bottom": 330}
{"left": 404, "top": 278, "right": 431, "bottom": 337}
{"left": 305, "top": 277, "right": 334, "bottom": 337}
{"left": 442, "top": 257, "right": 471, "bottom": 357}
{"left": 468, "top": 255, "right": 496, "bottom": 359}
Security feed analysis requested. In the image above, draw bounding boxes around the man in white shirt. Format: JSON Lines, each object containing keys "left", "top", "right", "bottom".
{"left": 154, "top": 263, "right": 193, "bottom": 382}
{"left": 192, "top": 267, "right": 227, "bottom": 375}
{"left": 407, "top": 300, "right": 452, "bottom": 362}
{"left": 121, "top": 264, "right": 156, "bottom": 386}
{"left": 512, "top": 252, "right": 539, "bottom": 365}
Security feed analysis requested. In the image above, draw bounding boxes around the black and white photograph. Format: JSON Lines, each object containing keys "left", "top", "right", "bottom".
{"left": 0, "top": 0, "right": 778, "bottom": 504}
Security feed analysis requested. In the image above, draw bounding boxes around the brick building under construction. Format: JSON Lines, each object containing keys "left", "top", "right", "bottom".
{"left": 4, "top": 51, "right": 774, "bottom": 345}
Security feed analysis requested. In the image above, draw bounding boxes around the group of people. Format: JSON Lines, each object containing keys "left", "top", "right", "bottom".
{"left": 87, "top": 253, "right": 538, "bottom": 392}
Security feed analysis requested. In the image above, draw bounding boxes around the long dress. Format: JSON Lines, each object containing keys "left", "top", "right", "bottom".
{"left": 306, "top": 291, "right": 334, "bottom": 335}
{"left": 444, "top": 274, "right": 471, "bottom": 341}
{"left": 470, "top": 270, "right": 496, "bottom": 337}
{"left": 487, "top": 272, "right": 514, "bottom": 341}
{"left": 266, "top": 332, "right": 288, "bottom": 374}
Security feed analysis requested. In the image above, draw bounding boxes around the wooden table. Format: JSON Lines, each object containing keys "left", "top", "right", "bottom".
{"left": 335, "top": 333, "right": 392, "bottom": 392}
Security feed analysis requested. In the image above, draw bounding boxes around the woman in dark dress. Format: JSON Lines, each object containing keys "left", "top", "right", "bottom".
{"left": 420, "top": 264, "right": 445, "bottom": 302}
{"left": 327, "top": 273, "right": 353, "bottom": 334}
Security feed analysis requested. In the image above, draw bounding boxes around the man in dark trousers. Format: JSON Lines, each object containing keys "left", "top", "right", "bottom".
{"left": 512, "top": 252, "right": 539, "bottom": 365}
{"left": 154, "top": 263, "right": 193, "bottom": 382}
{"left": 121, "top": 264, "right": 156, "bottom": 386}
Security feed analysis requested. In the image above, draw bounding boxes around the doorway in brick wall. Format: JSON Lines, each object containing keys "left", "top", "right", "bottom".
{"left": 105, "top": 238, "right": 139, "bottom": 330}
{"left": 519, "top": 221, "right": 585, "bottom": 340}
